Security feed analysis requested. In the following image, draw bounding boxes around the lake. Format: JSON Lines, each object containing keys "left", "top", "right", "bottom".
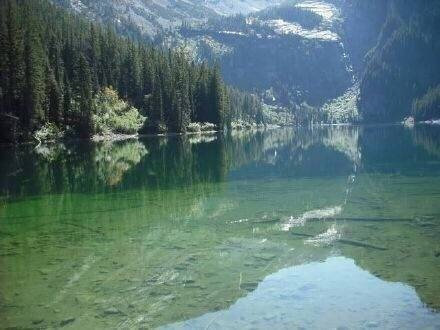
{"left": 1, "top": 125, "right": 440, "bottom": 329}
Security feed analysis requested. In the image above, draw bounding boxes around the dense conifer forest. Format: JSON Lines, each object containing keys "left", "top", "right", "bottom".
{"left": 0, "top": 0, "right": 264, "bottom": 143}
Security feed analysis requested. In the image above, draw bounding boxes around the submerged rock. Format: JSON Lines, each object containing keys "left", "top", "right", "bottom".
{"left": 38, "top": 269, "right": 49, "bottom": 276}
{"left": 240, "top": 282, "right": 259, "bottom": 291}
{"left": 60, "top": 317, "right": 75, "bottom": 326}
{"left": 365, "top": 321, "right": 380, "bottom": 328}
{"left": 32, "top": 319, "right": 44, "bottom": 325}
{"left": 103, "top": 307, "right": 124, "bottom": 316}
{"left": 254, "top": 253, "right": 276, "bottom": 261}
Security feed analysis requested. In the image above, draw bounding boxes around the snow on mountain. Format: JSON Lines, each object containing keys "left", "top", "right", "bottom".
{"left": 265, "top": 19, "right": 339, "bottom": 41}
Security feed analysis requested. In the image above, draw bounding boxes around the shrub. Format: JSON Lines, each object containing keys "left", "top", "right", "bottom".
{"left": 187, "top": 122, "right": 201, "bottom": 133}
{"left": 200, "top": 122, "right": 217, "bottom": 132}
{"left": 34, "top": 122, "right": 64, "bottom": 142}
{"left": 92, "top": 87, "right": 146, "bottom": 135}
{"left": 187, "top": 122, "right": 217, "bottom": 133}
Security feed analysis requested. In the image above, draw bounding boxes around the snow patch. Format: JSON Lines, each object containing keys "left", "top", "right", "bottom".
{"left": 295, "top": 1, "right": 339, "bottom": 23}
{"left": 219, "top": 31, "right": 248, "bottom": 36}
{"left": 266, "top": 19, "right": 339, "bottom": 41}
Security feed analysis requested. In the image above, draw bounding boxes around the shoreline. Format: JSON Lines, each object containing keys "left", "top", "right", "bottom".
{"left": 2, "top": 120, "right": 439, "bottom": 146}
{"left": 0, "top": 127, "right": 259, "bottom": 146}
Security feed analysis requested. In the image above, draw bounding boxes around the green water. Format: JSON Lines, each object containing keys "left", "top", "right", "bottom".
{"left": 0, "top": 125, "right": 440, "bottom": 329}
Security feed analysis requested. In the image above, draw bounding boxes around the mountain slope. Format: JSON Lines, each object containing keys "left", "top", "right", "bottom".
{"left": 356, "top": 0, "right": 440, "bottom": 122}
{"left": 176, "top": 1, "right": 355, "bottom": 114}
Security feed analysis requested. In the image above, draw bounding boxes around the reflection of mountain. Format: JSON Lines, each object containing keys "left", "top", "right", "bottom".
{"left": 229, "top": 127, "right": 358, "bottom": 180}
{"left": 164, "top": 257, "right": 440, "bottom": 329}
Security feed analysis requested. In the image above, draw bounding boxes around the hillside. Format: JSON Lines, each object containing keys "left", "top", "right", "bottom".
{"left": 357, "top": 0, "right": 440, "bottom": 122}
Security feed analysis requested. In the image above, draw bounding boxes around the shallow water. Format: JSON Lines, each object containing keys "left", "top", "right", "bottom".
{"left": 0, "top": 125, "right": 440, "bottom": 329}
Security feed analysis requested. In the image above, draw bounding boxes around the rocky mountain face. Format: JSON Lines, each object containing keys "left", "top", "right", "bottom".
{"left": 52, "top": 0, "right": 282, "bottom": 39}
{"left": 176, "top": 1, "right": 355, "bottom": 114}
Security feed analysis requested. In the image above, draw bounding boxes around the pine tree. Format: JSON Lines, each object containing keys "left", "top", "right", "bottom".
{"left": 148, "top": 72, "right": 165, "bottom": 132}
{"left": 88, "top": 23, "right": 101, "bottom": 93}
{"left": 45, "top": 66, "right": 62, "bottom": 125}
{"left": 209, "top": 65, "right": 225, "bottom": 129}
{"left": 23, "top": 13, "right": 45, "bottom": 130}
{"left": 5, "top": 0, "right": 25, "bottom": 121}
{"left": 73, "top": 54, "right": 93, "bottom": 136}
{"left": 0, "top": 10, "right": 8, "bottom": 115}
{"left": 63, "top": 73, "right": 72, "bottom": 127}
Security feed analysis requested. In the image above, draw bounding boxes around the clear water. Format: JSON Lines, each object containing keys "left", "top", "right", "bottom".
{"left": 0, "top": 125, "right": 440, "bottom": 329}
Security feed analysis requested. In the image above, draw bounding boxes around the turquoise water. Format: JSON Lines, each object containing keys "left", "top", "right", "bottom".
{"left": 0, "top": 125, "right": 440, "bottom": 329}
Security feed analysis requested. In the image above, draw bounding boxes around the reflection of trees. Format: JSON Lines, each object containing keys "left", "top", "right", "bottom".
{"left": 412, "top": 125, "right": 440, "bottom": 158}
{"left": 0, "top": 140, "right": 149, "bottom": 198}
{"left": 94, "top": 141, "right": 148, "bottom": 186}
{"left": 34, "top": 143, "right": 68, "bottom": 162}
{"left": 122, "top": 136, "right": 228, "bottom": 190}
{"left": 360, "top": 125, "right": 440, "bottom": 173}
{"left": 0, "top": 127, "right": 364, "bottom": 199}
{"left": 5, "top": 124, "right": 439, "bottom": 201}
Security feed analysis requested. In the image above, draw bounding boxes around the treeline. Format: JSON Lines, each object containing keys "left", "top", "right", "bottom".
{"left": 0, "top": 0, "right": 263, "bottom": 142}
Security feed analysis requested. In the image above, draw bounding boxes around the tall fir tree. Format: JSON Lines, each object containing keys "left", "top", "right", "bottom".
{"left": 23, "top": 13, "right": 45, "bottom": 130}
{"left": 5, "top": 0, "right": 24, "bottom": 121}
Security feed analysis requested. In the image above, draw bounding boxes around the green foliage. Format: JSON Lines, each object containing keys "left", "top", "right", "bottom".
{"left": 34, "top": 122, "right": 64, "bottom": 142}
{"left": 92, "top": 87, "right": 145, "bottom": 135}
{"left": 187, "top": 122, "right": 217, "bottom": 133}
